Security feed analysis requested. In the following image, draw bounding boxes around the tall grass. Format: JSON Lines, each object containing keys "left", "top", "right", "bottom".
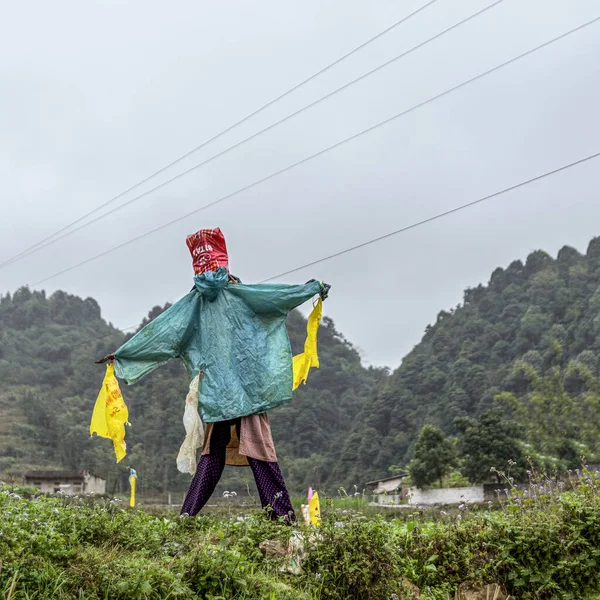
{"left": 3, "top": 467, "right": 600, "bottom": 598}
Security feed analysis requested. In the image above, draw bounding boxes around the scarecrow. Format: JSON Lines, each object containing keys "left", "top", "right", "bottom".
{"left": 96, "top": 228, "right": 329, "bottom": 522}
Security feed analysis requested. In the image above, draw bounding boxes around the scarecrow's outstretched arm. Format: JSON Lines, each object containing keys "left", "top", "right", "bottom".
{"left": 95, "top": 353, "right": 115, "bottom": 364}
{"left": 228, "top": 280, "right": 324, "bottom": 316}
{"left": 111, "top": 291, "right": 199, "bottom": 384}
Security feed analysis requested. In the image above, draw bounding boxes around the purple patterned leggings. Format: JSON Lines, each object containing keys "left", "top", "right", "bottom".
{"left": 180, "top": 418, "right": 295, "bottom": 522}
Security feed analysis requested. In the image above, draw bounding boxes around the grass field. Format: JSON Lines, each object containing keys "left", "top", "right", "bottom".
{"left": 3, "top": 471, "right": 600, "bottom": 599}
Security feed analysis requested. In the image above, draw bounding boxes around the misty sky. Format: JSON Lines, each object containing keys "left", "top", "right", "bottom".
{"left": 1, "top": 0, "right": 599, "bottom": 367}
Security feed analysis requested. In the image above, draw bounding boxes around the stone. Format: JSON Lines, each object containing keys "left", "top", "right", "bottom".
{"left": 456, "top": 582, "right": 508, "bottom": 600}
{"left": 258, "top": 539, "right": 287, "bottom": 557}
{"left": 399, "top": 577, "right": 421, "bottom": 599}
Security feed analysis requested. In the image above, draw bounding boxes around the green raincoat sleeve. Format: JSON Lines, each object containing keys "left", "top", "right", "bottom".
{"left": 228, "top": 280, "right": 322, "bottom": 315}
{"left": 114, "top": 291, "right": 199, "bottom": 384}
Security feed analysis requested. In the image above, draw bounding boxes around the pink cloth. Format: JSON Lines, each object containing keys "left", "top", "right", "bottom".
{"left": 201, "top": 413, "right": 277, "bottom": 465}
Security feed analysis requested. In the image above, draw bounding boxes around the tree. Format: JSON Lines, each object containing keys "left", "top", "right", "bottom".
{"left": 455, "top": 408, "right": 525, "bottom": 483}
{"left": 408, "top": 425, "right": 456, "bottom": 489}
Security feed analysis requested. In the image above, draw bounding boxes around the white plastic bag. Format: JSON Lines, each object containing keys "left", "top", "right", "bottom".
{"left": 176, "top": 374, "right": 203, "bottom": 474}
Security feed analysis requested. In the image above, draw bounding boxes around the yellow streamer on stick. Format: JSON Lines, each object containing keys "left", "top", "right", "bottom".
{"left": 308, "top": 491, "right": 321, "bottom": 526}
{"left": 292, "top": 298, "right": 323, "bottom": 390}
{"left": 90, "top": 363, "right": 129, "bottom": 462}
{"left": 129, "top": 469, "right": 137, "bottom": 508}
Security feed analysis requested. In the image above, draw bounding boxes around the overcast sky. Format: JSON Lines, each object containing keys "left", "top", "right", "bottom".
{"left": 1, "top": 0, "right": 599, "bottom": 367}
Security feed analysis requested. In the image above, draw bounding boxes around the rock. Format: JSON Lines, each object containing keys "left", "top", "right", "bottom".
{"left": 258, "top": 539, "right": 287, "bottom": 557}
{"left": 456, "top": 582, "right": 508, "bottom": 599}
{"left": 399, "top": 577, "right": 421, "bottom": 599}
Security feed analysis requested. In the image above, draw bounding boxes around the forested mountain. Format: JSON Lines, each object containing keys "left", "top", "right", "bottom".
{"left": 342, "top": 237, "right": 600, "bottom": 483}
{"left": 0, "top": 287, "right": 385, "bottom": 496}
{"left": 3, "top": 236, "right": 600, "bottom": 497}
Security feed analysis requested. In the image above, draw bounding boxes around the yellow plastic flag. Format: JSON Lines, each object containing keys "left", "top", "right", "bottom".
{"left": 308, "top": 491, "right": 321, "bottom": 527}
{"left": 129, "top": 469, "right": 137, "bottom": 508}
{"left": 292, "top": 298, "right": 323, "bottom": 390}
{"left": 90, "top": 363, "right": 129, "bottom": 462}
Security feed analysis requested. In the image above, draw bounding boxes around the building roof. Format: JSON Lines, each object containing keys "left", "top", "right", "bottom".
{"left": 365, "top": 474, "right": 407, "bottom": 486}
{"left": 374, "top": 479, "right": 404, "bottom": 494}
{"left": 24, "top": 470, "right": 85, "bottom": 480}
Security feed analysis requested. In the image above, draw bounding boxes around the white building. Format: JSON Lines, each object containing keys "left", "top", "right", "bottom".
{"left": 407, "top": 485, "right": 484, "bottom": 506}
{"left": 24, "top": 470, "right": 106, "bottom": 495}
{"left": 366, "top": 474, "right": 486, "bottom": 507}
{"left": 366, "top": 474, "right": 407, "bottom": 505}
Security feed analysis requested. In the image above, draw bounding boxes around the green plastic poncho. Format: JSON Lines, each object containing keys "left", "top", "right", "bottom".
{"left": 114, "top": 268, "right": 322, "bottom": 422}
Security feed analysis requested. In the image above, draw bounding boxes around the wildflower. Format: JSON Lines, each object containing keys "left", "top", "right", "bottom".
{"left": 458, "top": 503, "right": 465, "bottom": 511}
{"left": 457, "top": 514, "right": 462, "bottom": 521}
{"left": 334, "top": 522, "right": 344, "bottom": 528}
{"left": 315, "top": 573, "right": 322, "bottom": 580}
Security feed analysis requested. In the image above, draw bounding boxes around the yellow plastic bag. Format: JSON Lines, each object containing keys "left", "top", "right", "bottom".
{"left": 90, "top": 363, "right": 129, "bottom": 462}
{"left": 308, "top": 491, "right": 321, "bottom": 527}
{"left": 292, "top": 298, "right": 322, "bottom": 390}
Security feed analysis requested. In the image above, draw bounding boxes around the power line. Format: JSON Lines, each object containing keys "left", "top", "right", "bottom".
{"left": 29, "top": 16, "right": 600, "bottom": 288}
{"left": 1, "top": 0, "right": 502, "bottom": 272}
{"left": 0, "top": 0, "right": 441, "bottom": 270}
{"left": 117, "top": 150, "right": 600, "bottom": 331}
{"left": 261, "top": 151, "right": 600, "bottom": 281}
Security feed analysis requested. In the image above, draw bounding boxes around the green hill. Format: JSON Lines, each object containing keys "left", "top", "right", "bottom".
{"left": 3, "top": 236, "right": 600, "bottom": 497}
{"left": 0, "top": 287, "right": 384, "bottom": 496}
{"left": 341, "top": 236, "right": 600, "bottom": 482}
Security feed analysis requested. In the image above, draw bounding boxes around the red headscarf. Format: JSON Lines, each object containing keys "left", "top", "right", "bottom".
{"left": 186, "top": 228, "right": 229, "bottom": 275}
